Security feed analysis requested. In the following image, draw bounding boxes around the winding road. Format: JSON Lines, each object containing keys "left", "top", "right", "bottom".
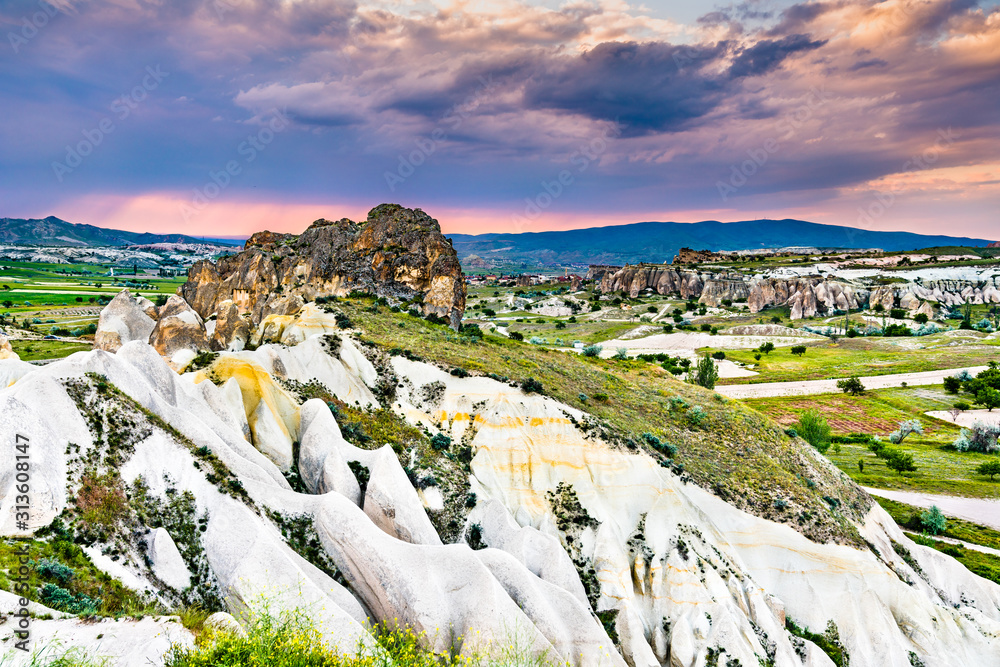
{"left": 716, "top": 365, "right": 988, "bottom": 399}
{"left": 865, "top": 487, "right": 1000, "bottom": 532}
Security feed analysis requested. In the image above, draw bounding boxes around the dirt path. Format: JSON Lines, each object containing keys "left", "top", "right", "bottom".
{"left": 864, "top": 487, "right": 1000, "bottom": 531}
{"left": 716, "top": 366, "right": 988, "bottom": 399}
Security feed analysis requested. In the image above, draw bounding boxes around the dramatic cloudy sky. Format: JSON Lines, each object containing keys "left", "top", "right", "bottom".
{"left": 1, "top": 0, "right": 998, "bottom": 237}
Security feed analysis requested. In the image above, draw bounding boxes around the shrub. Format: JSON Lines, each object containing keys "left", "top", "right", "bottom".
{"left": 890, "top": 308, "right": 907, "bottom": 319}
{"left": 953, "top": 422, "right": 1000, "bottom": 453}
{"left": 954, "top": 401, "right": 971, "bottom": 411}
{"left": 689, "top": 354, "right": 719, "bottom": 390}
{"left": 581, "top": 344, "right": 602, "bottom": 357}
{"left": 914, "top": 313, "right": 929, "bottom": 324}
{"left": 790, "top": 345, "right": 806, "bottom": 356}
{"left": 797, "top": 410, "right": 832, "bottom": 454}
{"left": 593, "top": 392, "right": 609, "bottom": 402}
{"left": 614, "top": 347, "right": 628, "bottom": 360}
{"left": 430, "top": 434, "right": 452, "bottom": 451}
{"left": 837, "top": 376, "right": 866, "bottom": 396}
{"left": 711, "top": 351, "right": 726, "bottom": 360}
{"left": 520, "top": 377, "right": 543, "bottom": 394}
{"left": 687, "top": 406, "right": 707, "bottom": 426}
{"left": 508, "top": 331, "right": 524, "bottom": 341}
{"left": 920, "top": 506, "right": 947, "bottom": 535}
{"left": 662, "top": 324, "right": 673, "bottom": 333}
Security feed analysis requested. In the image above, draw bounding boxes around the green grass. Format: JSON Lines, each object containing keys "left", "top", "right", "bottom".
{"left": 873, "top": 496, "right": 1000, "bottom": 551}
{"left": 745, "top": 386, "right": 1000, "bottom": 498}
{"left": 328, "top": 298, "right": 874, "bottom": 547}
{"left": 165, "top": 606, "right": 562, "bottom": 667}
{"left": 714, "top": 335, "right": 999, "bottom": 385}
{"left": 0, "top": 533, "right": 154, "bottom": 617}
{"left": 11, "top": 340, "right": 92, "bottom": 361}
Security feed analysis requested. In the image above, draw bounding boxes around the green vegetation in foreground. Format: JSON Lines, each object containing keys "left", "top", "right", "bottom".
{"left": 713, "top": 334, "right": 999, "bottom": 385}
{"left": 0, "top": 533, "right": 153, "bottom": 617}
{"left": 165, "top": 608, "right": 565, "bottom": 667}
{"left": 745, "top": 386, "right": 1000, "bottom": 498}
{"left": 11, "top": 340, "right": 92, "bottom": 361}
{"left": 332, "top": 297, "right": 871, "bottom": 547}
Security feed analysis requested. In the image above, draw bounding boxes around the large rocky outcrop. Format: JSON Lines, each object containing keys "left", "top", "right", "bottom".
{"left": 747, "top": 278, "right": 864, "bottom": 318}
{"left": 180, "top": 204, "right": 465, "bottom": 350}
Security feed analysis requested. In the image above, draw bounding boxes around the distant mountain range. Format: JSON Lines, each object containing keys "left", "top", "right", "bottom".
{"left": 447, "top": 219, "right": 997, "bottom": 267}
{"left": 0, "top": 216, "right": 239, "bottom": 247}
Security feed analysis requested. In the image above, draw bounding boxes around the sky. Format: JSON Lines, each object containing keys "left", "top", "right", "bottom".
{"left": 0, "top": 0, "right": 998, "bottom": 239}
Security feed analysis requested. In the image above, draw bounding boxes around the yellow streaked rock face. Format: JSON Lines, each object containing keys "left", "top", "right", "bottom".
{"left": 390, "top": 355, "right": 1000, "bottom": 667}
{"left": 252, "top": 304, "right": 344, "bottom": 347}
{"left": 195, "top": 355, "right": 301, "bottom": 470}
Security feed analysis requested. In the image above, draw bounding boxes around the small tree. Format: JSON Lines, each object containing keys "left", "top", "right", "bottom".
{"left": 885, "top": 448, "right": 917, "bottom": 474}
{"left": 690, "top": 354, "right": 719, "bottom": 390}
{"left": 914, "top": 313, "right": 929, "bottom": 324}
{"left": 837, "top": 376, "right": 866, "bottom": 396}
{"left": 791, "top": 345, "right": 806, "bottom": 356}
{"left": 759, "top": 342, "right": 775, "bottom": 355}
{"left": 975, "top": 460, "right": 1000, "bottom": 481}
{"left": 889, "top": 419, "right": 923, "bottom": 444}
{"left": 796, "top": 410, "right": 832, "bottom": 454}
{"left": 975, "top": 387, "right": 1000, "bottom": 412}
{"left": 943, "top": 376, "right": 962, "bottom": 394}
{"left": 920, "top": 505, "right": 946, "bottom": 535}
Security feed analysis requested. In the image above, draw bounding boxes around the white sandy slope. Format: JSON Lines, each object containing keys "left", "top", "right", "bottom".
{"left": 0, "top": 317, "right": 997, "bottom": 665}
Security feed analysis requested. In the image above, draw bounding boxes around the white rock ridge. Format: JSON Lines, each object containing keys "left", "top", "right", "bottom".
{"left": 0, "top": 304, "right": 998, "bottom": 666}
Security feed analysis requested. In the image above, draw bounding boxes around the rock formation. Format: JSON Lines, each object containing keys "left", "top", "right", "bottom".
{"left": 93, "top": 289, "right": 156, "bottom": 352}
{"left": 180, "top": 204, "right": 465, "bottom": 350}
{"left": 0, "top": 333, "right": 17, "bottom": 361}
{"left": 672, "top": 247, "right": 723, "bottom": 264}
{"left": 597, "top": 263, "right": 1000, "bottom": 319}
{"left": 2, "top": 301, "right": 1000, "bottom": 665}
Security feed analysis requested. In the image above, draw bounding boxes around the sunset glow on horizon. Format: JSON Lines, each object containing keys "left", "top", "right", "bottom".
{"left": 2, "top": 0, "right": 999, "bottom": 238}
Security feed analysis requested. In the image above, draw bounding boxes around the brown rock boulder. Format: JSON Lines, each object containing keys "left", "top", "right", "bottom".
{"left": 149, "top": 295, "right": 210, "bottom": 360}
{"left": 180, "top": 204, "right": 466, "bottom": 348}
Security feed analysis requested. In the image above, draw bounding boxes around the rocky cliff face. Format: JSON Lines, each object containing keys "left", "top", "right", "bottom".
{"left": 180, "top": 204, "right": 466, "bottom": 349}
{"left": 598, "top": 264, "right": 1000, "bottom": 318}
